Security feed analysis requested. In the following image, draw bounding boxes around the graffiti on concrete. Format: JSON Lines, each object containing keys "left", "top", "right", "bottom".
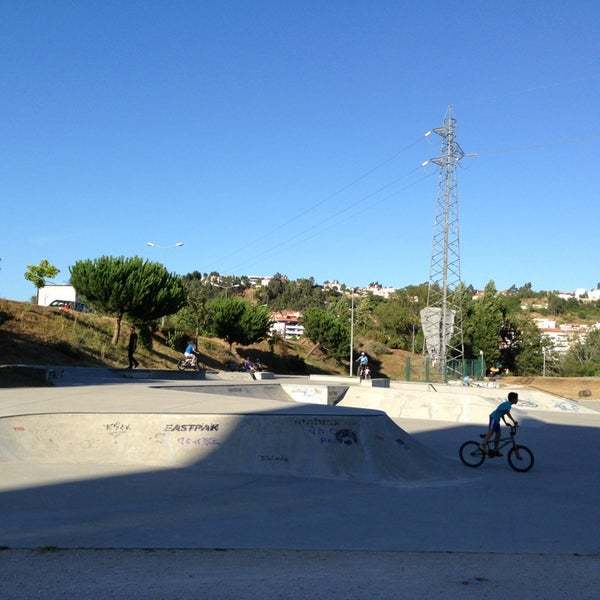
{"left": 164, "top": 423, "right": 219, "bottom": 432}
{"left": 104, "top": 422, "right": 131, "bottom": 437}
{"left": 555, "top": 401, "right": 579, "bottom": 412}
{"left": 335, "top": 429, "right": 358, "bottom": 446}
{"left": 294, "top": 417, "right": 340, "bottom": 427}
{"left": 259, "top": 454, "right": 289, "bottom": 463}
{"left": 177, "top": 437, "right": 221, "bottom": 447}
{"left": 517, "top": 400, "right": 538, "bottom": 408}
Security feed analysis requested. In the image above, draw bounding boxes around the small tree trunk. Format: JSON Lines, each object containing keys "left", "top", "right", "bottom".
{"left": 112, "top": 312, "right": 123, "bottom": 345}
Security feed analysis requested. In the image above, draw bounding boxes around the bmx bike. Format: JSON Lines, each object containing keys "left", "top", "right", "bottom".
{"left": 459, "top": 424, "right": 534, "bottom": 472}
{"left": 358, "top": 364, "right": 371, "bottom": 382}
{"left": 177, "top": 353, "right": 204, "bottom": 373}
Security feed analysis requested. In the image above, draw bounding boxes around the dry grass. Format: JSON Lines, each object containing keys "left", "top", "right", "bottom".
{"left": 0, "top": 299, "right": 180, "bottom": 369}
{"left": 0, "top": 299, "right": 346, "bottom": 375}
{"left": 504, "top": 376, "right": 600, "bottom": 400}
{"left": 0, "top": 299, "right": 433, "bottom": 378}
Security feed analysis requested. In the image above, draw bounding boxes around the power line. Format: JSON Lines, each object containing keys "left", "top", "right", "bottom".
{"left": 473, "top": 131, "right": 600, "bottom": 157}
{"left": 224, "top": 165, "right": 423, "bottom": 273}
{"left": 209, "top": 134, "right": 428, "bottom": 268}
{"left": 228, "top": 170, "right": 435, "bottom": 275}
{"left": 461, "top": 72, "right": 600, "bottom": 109}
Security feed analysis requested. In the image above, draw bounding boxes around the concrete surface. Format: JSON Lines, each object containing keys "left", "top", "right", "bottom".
{"left": 1, "top": 372, "right": 599, "bottom": 598}
{"left": 339, "top": 383, "right": 597, "bottom": 423}
{"left": 1, "top": 549, "right": 598, "bottom": 600}
{"left": 0, "top": 409, "right": 453, "bottom": 484}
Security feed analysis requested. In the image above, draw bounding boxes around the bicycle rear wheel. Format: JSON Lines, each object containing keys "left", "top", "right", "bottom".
{"left": 508, "top": 445, "right": 534, "bottom": 472}
{"left": 459, "top": 441, "right": 486, "bottom": 468}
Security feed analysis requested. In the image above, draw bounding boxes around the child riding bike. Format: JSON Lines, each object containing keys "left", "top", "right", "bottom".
{"left": 480, "top": 392, "right": 519, "bottom": 457}
{"left": 183, "top": 340, "right": 198, "bottom": 367}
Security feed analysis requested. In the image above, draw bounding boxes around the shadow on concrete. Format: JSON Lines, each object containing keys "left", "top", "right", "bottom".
{"left": 0, "top": 398, "right": 598, "bottom": 553}
{"left": 236, "top": 347, "right": 334, "bottom": 375}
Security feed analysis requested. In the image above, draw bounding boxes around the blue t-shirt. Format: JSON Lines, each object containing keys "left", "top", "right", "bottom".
{"left": 185, "top": 344, "right": 195, "bottom": 354}
{"left": 490, "top": 400, "right": 512, "bottom": 421}
{"left": 358, "top": 355, "right": 368, "bottom": 365}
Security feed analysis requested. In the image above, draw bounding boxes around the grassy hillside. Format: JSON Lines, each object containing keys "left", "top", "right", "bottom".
{"left": 0, "top": 299, "right": 348, "bottom": 374}
{"left": 0, "top": 299, "right": 180, "bottom": 369}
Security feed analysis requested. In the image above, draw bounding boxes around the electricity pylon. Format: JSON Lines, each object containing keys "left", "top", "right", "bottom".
{"left": 420, "top": 106, "right": 465, "bottom": 382}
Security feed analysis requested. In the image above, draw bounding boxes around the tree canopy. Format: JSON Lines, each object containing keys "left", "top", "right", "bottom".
{"left": 303, "top": 307, "right": 350, "bottom": 360}
{"left": 206, "top": 297, "right": 271, "bottom": 350}
{"left": 70, "top": 256, "right": 186, "bottom": 344}
{"left": 25, "top": 259, "right": 60, "bottom": 296}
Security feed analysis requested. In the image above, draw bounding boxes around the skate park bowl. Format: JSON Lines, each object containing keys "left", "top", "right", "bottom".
{"left": 0, "top": 407, "right": 455, "bottom": 486}
{"left": 1, "top": 377, "right": 600, "bottom": 555}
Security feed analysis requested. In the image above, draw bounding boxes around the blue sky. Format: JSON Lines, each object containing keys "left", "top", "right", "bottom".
{"left": 1, "top": 1, "right": 599, "bottom": 300}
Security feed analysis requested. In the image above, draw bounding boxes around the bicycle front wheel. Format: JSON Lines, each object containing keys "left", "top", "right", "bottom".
{"left": 177, "top": 360, "right": 185, "bottom": 371}
{"left": 459, "top": 441, "right": 486, "bottom": 468}
{"left": 508, "top": 445, "right": 534, "bottom": 472}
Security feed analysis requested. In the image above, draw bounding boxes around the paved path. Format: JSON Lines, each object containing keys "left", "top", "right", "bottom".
{"left": 1, "top": 549, "right": 598, "bottom": 600}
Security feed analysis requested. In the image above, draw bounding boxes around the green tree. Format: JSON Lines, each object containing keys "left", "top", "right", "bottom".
{"left": 547, "top": 294, "right": 567, "bottom": 316}
{"left": 239, "top": 303, "right": 272, "bottom": 346}
{"left": 303, "top": 307, "right": 349, "bottom": 360}
{"left": 561, "top": 329, "right": 600, "bottom": 376}
{"left": 374, "top": 296, "right": 419, "bottom": 350}
{"left": 464, "top": 281, "right": 505, "bottom": 366}
{"left": 505, "top": 316, "right": 547, "bottom": 375}
{"left": 70, "top": 256, "right": 186, "bottom": 344}
{"left": 174, "top": 278, "right": 220, "bottom": 340}
{"left": 24, "top": 259, "right": 60, "bottom": 301}
{"left": 206, "top": 297, "right": 271, "bottom": 350}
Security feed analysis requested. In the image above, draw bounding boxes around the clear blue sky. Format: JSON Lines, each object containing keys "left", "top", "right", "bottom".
{"left": 1, "top": 1, "right": 599, "bottom": 300}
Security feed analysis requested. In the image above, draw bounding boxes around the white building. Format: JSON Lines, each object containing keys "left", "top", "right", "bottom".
{"left": 557, "top": 291, "right": 575, "bottom": 300}
{"left": 323, "top": 280, "right": 344, "bottom": 293}
{"left": 247, "top": 275, "right": 273, "bottom": 287}
{"left": 361, "top": 283, "right": 398, "bottom": 299}
{"left": 270, "top": 310, "right": 304, "bottom": 339}
{"left": 588, "top": 289, "right": 600, "bottom": 301}
{"left": 539, "top": 328, "right": 574, "bottom": 354}
{"left": 37, "top": 284, "right": 77, "bottom": 306}
{"left": 534, "top": 318, "right": 556, "bottom": 329}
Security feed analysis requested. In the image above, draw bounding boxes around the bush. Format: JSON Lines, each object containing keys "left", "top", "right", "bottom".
{"left": 166, "top": 330, "right": 189, "bottom": 352}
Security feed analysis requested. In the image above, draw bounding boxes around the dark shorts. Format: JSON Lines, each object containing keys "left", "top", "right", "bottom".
{"left": 488, "top": 416, "right": 501, "bottom": 434}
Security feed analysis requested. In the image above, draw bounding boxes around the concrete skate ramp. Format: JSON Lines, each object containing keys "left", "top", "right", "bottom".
{"left": 339, "top": 385, "right": 596, "bottom": 423}
{"left": 170, "top": 383, "right": 292, "bottom": 402}
{"left": 166, "top": 383, "right": 348, "bottom": 406}
{"left": 340, "top": 387, "right": 496, "bottom": 423}
{"left": 389, "top": 381, "right": 595, "bottom": 413}
{"left": 0, "top": 411, "right": 452, "bottom": 484}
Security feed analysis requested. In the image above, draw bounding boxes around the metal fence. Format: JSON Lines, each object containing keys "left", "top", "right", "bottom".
{"left": 402, "top": 356, "right": 486, "bottom": 382}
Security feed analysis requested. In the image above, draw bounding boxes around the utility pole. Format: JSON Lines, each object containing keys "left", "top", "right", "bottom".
{"left": 542, "top": 347, "right": 547, "bottom": 377}
{"left": 420, "top": 106, "right": 466, "bottom": 382}
{"left": 349, "top": 289, "right": 355, "bottom": 377}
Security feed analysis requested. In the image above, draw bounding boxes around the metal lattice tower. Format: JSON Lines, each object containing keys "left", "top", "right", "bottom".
{"left": 421, "top": 106, "right": 465, "bottom": 381}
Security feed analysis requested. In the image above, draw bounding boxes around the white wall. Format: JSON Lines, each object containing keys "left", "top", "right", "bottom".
{"left": 38, "top": 285, "right": 77, "bottom": 306}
